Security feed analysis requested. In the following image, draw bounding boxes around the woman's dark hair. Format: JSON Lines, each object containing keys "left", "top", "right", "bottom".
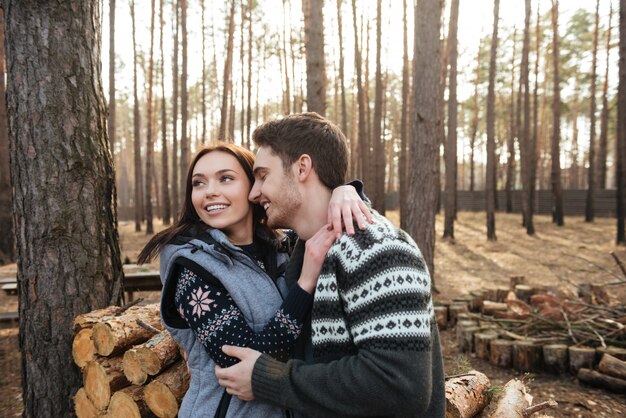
{"left": 137, "top": 143, "right": 277, "bottom": 264}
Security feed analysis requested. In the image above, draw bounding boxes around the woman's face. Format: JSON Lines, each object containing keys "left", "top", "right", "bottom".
{"left": 191, "top": 151, "right": 254, "bottom": 245}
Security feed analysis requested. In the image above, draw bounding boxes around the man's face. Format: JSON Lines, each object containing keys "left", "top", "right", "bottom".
{"left": 249, "top": 146, "right": 302, "bottom": 230}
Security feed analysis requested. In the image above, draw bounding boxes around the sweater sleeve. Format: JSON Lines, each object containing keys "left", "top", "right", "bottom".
{"left": 173, "top": 266, "right": 313, "bottom": 367}
{"left": 250, "top": 226, "right": 442, "bottom": 417}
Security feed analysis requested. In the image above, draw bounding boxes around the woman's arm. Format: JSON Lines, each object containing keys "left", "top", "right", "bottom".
{"left": 173, "top": 266, "right": 313, "bottom": 367}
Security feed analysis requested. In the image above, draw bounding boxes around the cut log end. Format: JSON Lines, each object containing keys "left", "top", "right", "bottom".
{"left": 144, "top": 381, "right": 179, "bottom": 418}
{"left": 74, "top": 387, "right": 100, "bottom": 418}
{"left": 107, "top": 386, "right": 149, "bottom": 418}
{"left": 73, "top": 328, "right": 96, "bottom": 368}
{"left": 123, "top": 349, "right": 148, "bottom": 386}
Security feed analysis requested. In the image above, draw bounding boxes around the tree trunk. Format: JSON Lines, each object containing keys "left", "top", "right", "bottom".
{"left": 617, "top": 0, "right": 626, "bottom": 244}
{"left": 109, "top": 0, "right": 116, "bottom": 160}
{"left": 246, "top": 2, "right": 253, "bottom": 149}
{"left": 399, "top": 0, "right": 410, "bottom": 230}
{"left": 131, "top": 0, "right": 144, "bottom": 232}
{"left": 145, "top": 0, "right": 156, "bottom": 234}
{"left": 408, "top": 0, "right": 441, "bottom": 287}
{"left": 160, "top": 0, "right": 171, "bottom": 225}
{"left": 486, "top": 0, "right": 499, "bottom": 241}
{"left": 570, "top": 73, "right": 581, "bottom": 189}
{"left": 337, "top": 0, "right": 348, "bottom": 141}
{"left": 180, "top": 0, "right": 190, "bottom": 190}
{"left": 5, "top": 2, "right": 123, "bottom": 415}
{"left": 443, "top": 0, "right": 459, "bottom": 240}
{"left": 219, "top": 0, "right": 236, "bottom": 141}
{"left": 282, "top": 0, "right": 291, "bottom": 115}
{"left": 527, "top": 3, "right": 541, "bottom": 235}
{"left": 505, "top": 29, "right": 517, "bottom": 213}
{"left": 302, "top": 0, "right": 326, "bottom": 115}
{"left": 352, "top": 0, "right": 367, "bottom": 183}
{"left": 520, "top": 0, "right": 531, "bottom": 230}
{"left": 551, "top": 0, "right": 564, "bottom": 226}
{"left": 598, "top": 3, "right": 613, "bottom": 190}
{"left": 586, "top": 0, "right": 600, "bottom": 222}
{"left": 372, "top": 0, "right": 385, "bottom": 213}
{"left": 0, "top": 6, "right": 14, "bottom": 264}
{"left": 171, "top": 0, "right": 180, "bottom": 219}
{"left": 202, "top": 0, "right": 207, "bottom": 145}
{"left": 469, "top": 39, "right": 483, "bottom": 193}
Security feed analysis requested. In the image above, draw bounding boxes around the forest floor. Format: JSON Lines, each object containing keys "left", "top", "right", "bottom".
{"left": 1, "top": 212, "right": 626, "bottom": 416}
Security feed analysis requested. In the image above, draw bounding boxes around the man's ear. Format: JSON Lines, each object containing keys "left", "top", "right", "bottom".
{"left": 294, "top": 154, "right": 313, "bottom": 182}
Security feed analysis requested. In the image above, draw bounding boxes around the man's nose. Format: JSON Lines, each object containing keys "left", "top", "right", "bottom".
{"left": 249, "top": 182, "right": 260, "bottom": 203}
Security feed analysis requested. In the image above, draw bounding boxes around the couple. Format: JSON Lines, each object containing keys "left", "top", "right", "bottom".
{"left": 139, "top": 112, "right": 444, "bottom": 417}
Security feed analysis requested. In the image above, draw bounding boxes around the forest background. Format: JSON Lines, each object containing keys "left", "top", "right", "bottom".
{"left": 0, "top": 0, "right": 624, "bottom": 416}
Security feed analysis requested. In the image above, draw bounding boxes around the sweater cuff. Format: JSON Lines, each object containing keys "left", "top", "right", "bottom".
{"left": 282, "top": 284, "right": 314, "bottom": 322}
{"left": 252, "top": 354, "right": 290, "bottom": 404}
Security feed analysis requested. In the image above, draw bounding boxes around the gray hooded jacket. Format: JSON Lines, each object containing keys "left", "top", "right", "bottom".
{"left": 159, "top": 227, "right": 290, "bottom": 418}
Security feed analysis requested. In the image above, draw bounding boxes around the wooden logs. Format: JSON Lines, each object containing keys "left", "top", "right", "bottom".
{"left": 448, "top": 303, "right": 469, "bottom": 327}
{"left": 481, "top": 301, "right": 507, "bottom": 315}
{"left": 445, "top": 370, "right": 491, "bottom": 418}
{"left": 514, "top": 285, "right": 533, "bottom": 304}
{"left": 495, "top": 287, "right": 510, "bottom": 303}
{"left": 123, "top": 330, "right": 180, "bottom": 385}
{"left": 512, "top": 340, "right": 543, "bottom": 373}
{"left": 144, "top": 362, "right": 191, "bottom": 418}
{"left": 456, "top": 320, "right": 478, "bottom": 353}
{"left": 73, "top": 328, "right": 96, "bottom": 368}
{"left": 489, "top": 339, "right": 513, "bottom": 369}
{"left": 73, "top": 305, "right": 125, "bottom": 333}
{"left": 542, "top": 344, "right": 569, "bottom": 374}
{"left": 107, "top": 385, "right": 150, "bottom": 418}
{"left": 93, "top": 304, "right": 162, "bottom": 356}
{"left": 598, "top": 353, "right": 626, "bottom": 380}
{"left": 509, "top": 276, "right": 526, "bottom": 290}
{"left": 434, "top": 306, "right": 448, "bottom": 330}
{"left": 474, "top": 332, "right": 498, "bottom": 361}
{"left": 73, "top": 387, "right": 100, "bottom": 418}
{"left": 469, "top": 291, "right": 485, "bottom": 312}
{"left": 577, "top": 368, "right": 626, "bottom": 394}
{"left": 478, "top": 378, "right": 531, "bottom": 418}
{"left": 83, "top": 355, "right": 130, "bottom": 411}
{"left": 596, "top": 345, "right": 626, "bottom": 362}
{"left": 568, "top": 346, "right": 596, "bottom": 374}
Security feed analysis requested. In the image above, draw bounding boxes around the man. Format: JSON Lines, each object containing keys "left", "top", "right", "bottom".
{"left": 215, "top": 112, "right": 445, "bottom": 417}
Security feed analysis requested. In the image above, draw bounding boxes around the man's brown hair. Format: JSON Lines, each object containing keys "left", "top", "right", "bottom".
{"left": 252, "top": 112, "right": 349, "bottom": 189}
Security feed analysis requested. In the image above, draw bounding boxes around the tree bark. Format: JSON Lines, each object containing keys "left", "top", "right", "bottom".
{"left": 302, "top": 0, "right": 326, "bottom": 115}
{"left": 372, "top": 0, "right": 385, "bottom": 213}
{"left": 445, "top": 371, "right": 491, "bottom": 418}
{"left": 109, "top": 0, "right": 116, "bottom": 160}
{"left": 145, "top": 0, "right": 156, "bottom": 234}
{"left": 337, "top": 0, "right": 348, "bottom": 142}
{"left": 219, "top": 0, "right": 236, "bottom": 141}
{"left": 5, "top": 1, "right": 124, "bottom": 415}
{"left": 0, "top": 6, "right": 14, "bottom": 264}
{"left": 443, "top": 0, "right": 459, "bottom": 240}
{"left": 597, "top": 3, "right": 613, "bottom": 190}
{"left": 171, "top": 0, "right": 180, "bottom": 219}
{"left": 617, "top": 0, "right": 626, "bottom": 243}
{"left": 551, "top": 0, "right": 564, "bottom": 226}
{"left": 131, "top": 0, "right": 144, "bottom": 232}
{"left": 519, "top": 0, "right": 531, "bottom": 229}
{"left": 486, "top": 0, "right": 499, "bottom": 241}
{"left": 352, "top": 0, "right": 367, "bottom": 183}
{"left": 469, "top": 40, "right": 483, "bottom": 193}
{"left": 505, "top": 29, "right": 517, "bottom": 213}
{"left": 408, "top": 0, "right": 441, "bottom": 287}
{"left": 246, "top": 2, "right": 254, "bottom": 149}
{"left": 160, "top": 0, "right": 171, "bottom": 225}
{"left": 399, "top": 0, "right": 410, "bottom": 229}
{"left": 586, "top": 0, "right": 600, "bottom": 222}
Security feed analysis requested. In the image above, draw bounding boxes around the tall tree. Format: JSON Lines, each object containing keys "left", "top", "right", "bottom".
{"left": 586, "top": 0, "right": 600, "bottom": 222}
{"left": 0, "top": 6, "right": 14, "bottom": 264}
{"left": 282, "top": 0, "right": 291, "bottom": 114}
{"left": 160, "top": 0, "right": 171, "bottom": 225}
{"left": 171, "top": 0, "right": 180, "bottom": 219}
{"left": 202, "top": 0, "right": 207, "bottom": 144}
{"left": 373, "top": 0, "right": 385, "bottom": 213}
{"left": 469, "top": 39, "right": 483, "bottom": 193}
{"left": 505, "top": 28, "right": 517, "bottom": 212}
{"left": 520, "top": 0, "right": 531, "bottom": 230}
{"left": 109, "top": 0, "right": 116, "bottom": 159}
{"left": 219, "top": 0, "right": 236, "bottom": 140}
{"left": 598, "top": 2, "right": 613, "bottom": 190}
{"left": 352, "top": 0, "right": 367, "bottom": 182}
{"left": 408, "top": 0, "right": 441, "bottom": 287}
{"left": 399, "top": 0, "right": 410, "bottom": 230}
{"left": 551, "top": 0, "right": 564, "bottom": 226}
{"left": 443, "top": 0, "right": 459, "bottom": 239}
{"left": 337, "top": 0, "right": 348, "bottom": 138}
{"left": 616, "top": 0, "right": 626, "bottom": 243}
{"left": 245, "top": 1, "right": 253, "bottom": 149}
{"left": 145, "top": 0, "right": 156, "bottom": 234}
{"left": 131, "top": 0, "right": 144, "bottom": 232}
{"left": 486, "top": 0, "right": 500, "bottom": 241}
{"left": 302, "top": 0, "right": 326, "bottom": 115}
{"left": 528, "top": 0, "right": 540, "bottom": 234}
{"left": 180, "top": 0, "right": 190, "bottom": 182}
{"left": 5, "top": 1, "right": 123, "bottom": 415}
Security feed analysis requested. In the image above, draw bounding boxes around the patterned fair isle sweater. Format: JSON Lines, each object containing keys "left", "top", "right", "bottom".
{"left": 251, "top": 211, "right": 446, "bottom": 418}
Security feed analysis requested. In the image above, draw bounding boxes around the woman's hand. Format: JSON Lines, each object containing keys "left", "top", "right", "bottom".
{"left": 298, "top": 225, "right": 337, "bottom": 294}
{"left": 328, "top": 185, "right": 373, "bottom": 239}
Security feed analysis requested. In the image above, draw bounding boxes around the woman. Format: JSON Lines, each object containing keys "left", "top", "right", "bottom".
{"left": 138, "top": 143, "right": 368, "bottom": 417}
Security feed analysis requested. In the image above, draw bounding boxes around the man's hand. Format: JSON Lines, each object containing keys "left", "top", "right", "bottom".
{"left": 215, "top": 345, "right": 262, "bottom": 401}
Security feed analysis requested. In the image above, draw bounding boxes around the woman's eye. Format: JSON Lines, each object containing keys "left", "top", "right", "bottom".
{"left": 192, "top": 180, "right": 204, "bottom": 187}
{"left": 221, "top": 176, "right": 234, "bottom": 182}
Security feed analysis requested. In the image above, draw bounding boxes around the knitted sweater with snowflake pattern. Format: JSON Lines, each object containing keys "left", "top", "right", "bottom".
{"left": 251, "top": 210, "right": 445, "bottom": 417}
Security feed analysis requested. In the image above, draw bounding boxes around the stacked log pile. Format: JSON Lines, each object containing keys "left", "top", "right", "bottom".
{"left": 71, "top": 303, "right": 190, "bottom": 417}
{"left": 436, "top": 274, "right": 626, "bottom": 395}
